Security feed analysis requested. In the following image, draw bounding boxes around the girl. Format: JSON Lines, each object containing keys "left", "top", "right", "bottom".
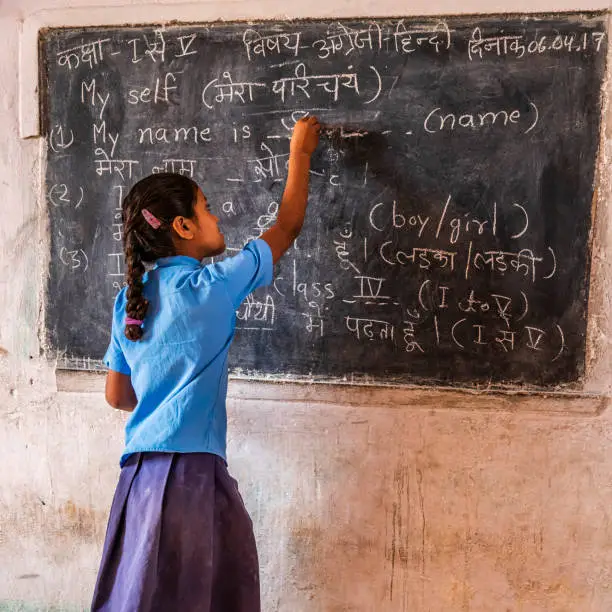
{"left": 92, "top": 116, "right": 321, "bottom": 611}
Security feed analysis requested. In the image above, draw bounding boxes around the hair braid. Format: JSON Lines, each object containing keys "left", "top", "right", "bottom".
{"left": 124, "top": 232, "right": 149, "bottom": 341}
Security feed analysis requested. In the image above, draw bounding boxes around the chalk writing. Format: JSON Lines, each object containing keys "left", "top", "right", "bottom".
{"left": 59, "top": 246, "right": 89, "bottom": 272}
{"left": 81, "top": 79, "right": 110, "bottom": 120}
{"left": 137, "top": 126, "right": 212, "bottom": 145}
{"left": 380, "top": 243, "right": 457, "bottom": 271}
{"left": 343, "top": 275, "right": 392, "bottom": 305}
{"left": 345, "top": 316, "right": 395, "bottom": 342}
{"left": 312, "top": 23, "right": 383, "bottom": 59}
{"left": 247, "top": 144, "right": 289, "bottom": 182}
{"left": 271, "top": 63, "right": 383, "bottom": 103}
{"left": 237, "top": 293, "right": 276, "bottom": 325}
{"left": 49, "top": 125, "right": 75, "bottom": 152}
{"left": 202, "top": 72, "right": 266, "bottom": 109}
{"left": 470, "top": 248, "right": 545, "bottom": 282}
{"left": 48, "top": 184, "right": 84, "bottom": 209}
{"left": 128, "top": 73, "right": 178, "bottom": 105}
{"left": 402, "top": 316, "right": 425, "bottom": 352}
{"left": 393, "top": 20, "right": 451, "bottom": 54}
{"left": 57, "top": 38, "right": 111, "bottom": 70}
{"left": 176, "top": 33, "right": 199, "bottom": 58}
{"left": 468, "top": 27, "right": 606, "bottom": 61}
{"left": 151, "top": 159, "right": 196, "bottom": 177}
{"left": 423, "top": 103, "right": 539, "bottom": 134}
{"left": 129, "top": 29, "right": 166, "bottom": 64}
{"left": 243, "top": 29, "right": 302, "bottom": 61}
{"left": 94, "top": 149, "right": 139, "bottom": 180}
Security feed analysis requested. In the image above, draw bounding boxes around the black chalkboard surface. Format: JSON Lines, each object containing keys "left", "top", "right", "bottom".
{"left": 41, "top": 14, "right": 607, "bottom": 388}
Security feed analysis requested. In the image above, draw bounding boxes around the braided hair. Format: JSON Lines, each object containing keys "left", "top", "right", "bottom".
{"left": 122, "top": 172, "right": 198, "bottom": 341}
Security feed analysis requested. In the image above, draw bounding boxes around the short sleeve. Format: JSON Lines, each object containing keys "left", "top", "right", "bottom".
{"left": 103, "top": 293, "right": 131, "bottom": 375}
{"left": 210, "top": 239, "right": 273, "bottom": 309}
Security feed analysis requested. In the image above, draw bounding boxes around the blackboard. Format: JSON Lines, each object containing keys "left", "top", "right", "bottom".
{"left": 41, "top": 14, "right": 607, "bottom": 389}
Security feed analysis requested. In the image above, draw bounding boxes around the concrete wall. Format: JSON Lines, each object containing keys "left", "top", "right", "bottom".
{"left": 1, "top": 1, "right": 612, "bottom": 610}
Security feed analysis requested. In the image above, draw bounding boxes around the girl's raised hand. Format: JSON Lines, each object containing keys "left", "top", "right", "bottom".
{"left": 290, "top": 116, "right": 321, "bottom": 156}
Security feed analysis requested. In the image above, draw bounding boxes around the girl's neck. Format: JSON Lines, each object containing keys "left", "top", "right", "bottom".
{"left": 172, "top": 240, "right": 207, "bottom": 261}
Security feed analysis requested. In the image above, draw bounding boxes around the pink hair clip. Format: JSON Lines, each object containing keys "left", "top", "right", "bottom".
{"left": 142, "top": 208, "right": 162, "bottom": 229}
{"left": 125, "top": 317, "right": 144, "bottom": 326}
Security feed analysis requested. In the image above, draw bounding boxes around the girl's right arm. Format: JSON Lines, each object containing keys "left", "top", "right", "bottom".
{"left": 261, "top": 116, "right": 321, "bottom": 263}
{"left": 105, "top": 370, "right": 137, "bottom": 411}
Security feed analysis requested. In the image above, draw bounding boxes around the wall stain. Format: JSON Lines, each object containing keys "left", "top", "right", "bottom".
{"left": 16, "top": 573, "right": 40, "bottom": 579}
{"left": 288, "top": 509, "right": 379, "bottom": 610}
{"left": 57, "top": 499, "right": 101, "bottom": 540}
{"left": 2, "top": 493, "right": 107, "bottom": 566}
{"left": 387, "top": 463, "right": 410, "bottom": 601}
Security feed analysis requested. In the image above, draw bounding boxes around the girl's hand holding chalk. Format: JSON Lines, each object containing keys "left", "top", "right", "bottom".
{"left": 290, "top": 116, "right": 321, "bottom": 156}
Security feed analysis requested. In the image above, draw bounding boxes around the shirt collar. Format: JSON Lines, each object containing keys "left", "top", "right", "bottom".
{"left": 154, "top": 255, "right": 203, "bottom": 270}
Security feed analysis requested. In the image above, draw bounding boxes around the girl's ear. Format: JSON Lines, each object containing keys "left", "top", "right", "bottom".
{"left": 172, "top": 216, "right": 194, "bottom": 240}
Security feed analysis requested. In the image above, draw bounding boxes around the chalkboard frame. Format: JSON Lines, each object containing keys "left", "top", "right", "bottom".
{"left": 39, "top": 12, "right": 608, "bottom": 392}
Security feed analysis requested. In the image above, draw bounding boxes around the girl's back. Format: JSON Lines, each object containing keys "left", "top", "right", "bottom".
{"left": 106, "top": 241, "right": 272, "bottom": 466}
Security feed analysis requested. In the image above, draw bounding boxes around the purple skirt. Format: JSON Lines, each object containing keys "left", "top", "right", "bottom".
{"left": 91, "top": 452, "right": 260, "bottom": 612}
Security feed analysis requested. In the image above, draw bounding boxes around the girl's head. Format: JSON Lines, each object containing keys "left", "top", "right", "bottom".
{"left": 121, "top": 172, "right": 225, "bottom": 341}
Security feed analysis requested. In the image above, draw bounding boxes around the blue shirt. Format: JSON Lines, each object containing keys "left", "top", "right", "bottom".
{"left": 104, "top": 239, "right": 273, "bottom": 466}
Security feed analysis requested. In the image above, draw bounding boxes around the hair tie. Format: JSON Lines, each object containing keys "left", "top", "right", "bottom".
{"left": 142, "top": 208, "right": 162, "bottom": 229}
{"left": 126, "top": 317, "right": 144, "bottom": 326}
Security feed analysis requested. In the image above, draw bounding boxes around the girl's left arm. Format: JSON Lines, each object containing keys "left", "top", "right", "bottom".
{"left": 105, "top": 370, "right": 138, "bottom": 411}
